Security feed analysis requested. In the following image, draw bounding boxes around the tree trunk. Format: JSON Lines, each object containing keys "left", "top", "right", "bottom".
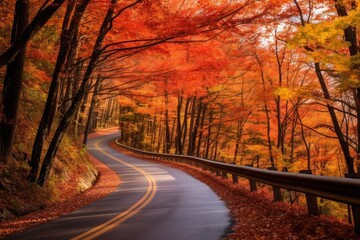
{"left": 77, "top": 78, "right": 92, "bottom": 134}
{"left": 175, "top": 95, "right": 183, "bottom": 154}
{"left": 47, "top": 0, "right": 78, "bottom": 134}
{"left": 83, "top": 75, "right": 102, "bottom": 146}
{"left": 295, "top": 0, "right": 356, "bottom": 174}
{"left": 36, "top": 0, "right": 120, "bottom": 186}
{"left": 181, "top": 97, "right": 191, "bottom": 153}
{"left": 314, "top": 63, "right": 355, "bottom": 173}
{"left": 187, "top": 97, "right": 197, "bottom": 156}
{"left": 189, "top": 100, "right": 202, "bottom": 156}
{"left": 164, "top": 81, "right": 171, "bottom": 153}
{"left": 274, "top": 36, "right": 285, "bottom": 155}
{"left": 29, "top": 0, "right": 90, "bottom": 182}
{"left": 0, "top": 0, "right": 28, "bottom": 163}
{"left": 334, "top": 1, "right": 359, "bottom": 171}
{"left": 255, "top": 52, "right": 275, "bottom": 167}
{"left": 196, "top": 103, "right": 207, "bottom": 157}
{"left": 233, "top": 119, "right": 243, "bottom": 163}
{"left": 205, "top": 110, "right": 213, "bottom": 159}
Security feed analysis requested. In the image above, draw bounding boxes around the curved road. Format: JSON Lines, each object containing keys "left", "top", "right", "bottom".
{"left": 9, "top": 131, "right": 231, "bottom": 240}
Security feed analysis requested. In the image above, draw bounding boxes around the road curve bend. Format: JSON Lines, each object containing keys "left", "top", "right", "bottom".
{"left": 9, "top": 132, "right": 231, "bottom": 240}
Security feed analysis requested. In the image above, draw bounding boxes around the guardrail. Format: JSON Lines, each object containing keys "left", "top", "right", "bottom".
{"left": 115, "top": 140, "right": 360, "bottom": 233}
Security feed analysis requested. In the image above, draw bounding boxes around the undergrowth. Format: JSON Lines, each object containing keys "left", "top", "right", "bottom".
{"left": 0, "top": 74, "right": 95, "bottom": 220}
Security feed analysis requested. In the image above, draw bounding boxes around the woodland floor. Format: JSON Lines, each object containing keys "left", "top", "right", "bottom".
{"left": 1, "top": 139, "right": 359, "bottom": 239}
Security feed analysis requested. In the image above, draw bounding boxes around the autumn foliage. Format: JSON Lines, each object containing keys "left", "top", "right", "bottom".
{"left": 0, "top": 0, "right": 360, "bottom": 235}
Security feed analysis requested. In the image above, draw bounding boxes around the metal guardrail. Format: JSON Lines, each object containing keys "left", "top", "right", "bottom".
{"left": 115, "top": 140, "right": 360, "bottom": 233}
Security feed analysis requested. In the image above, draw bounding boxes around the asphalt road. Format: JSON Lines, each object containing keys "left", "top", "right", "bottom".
{"left": 9, "top": 131, "right": 232, "bottom": 240}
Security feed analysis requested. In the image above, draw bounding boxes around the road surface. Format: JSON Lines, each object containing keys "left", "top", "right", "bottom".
{"left": 9, "top": 131, "right": 231, "bottom": 240}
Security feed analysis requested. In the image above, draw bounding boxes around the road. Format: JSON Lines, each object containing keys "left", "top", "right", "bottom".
{"left": 9, "top": 131, "right": 232, "bottom": 240}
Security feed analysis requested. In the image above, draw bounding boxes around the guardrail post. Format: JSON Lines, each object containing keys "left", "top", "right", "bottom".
{"left": 222, "top": 171, "right": 227, "bottom": 179}
{"left": 267, "top": 167, "right": 283, "bottom": 202}
{"left": 299, "top": 170, "right": 319, "bottom": 216}
{"left": 246, "top": 165, "right": 257, "bottom": 192}
{"left": 216, "top": 169, "right": 221, "bottom": 176}
{"left": 202, "top": 164, "right": 207, "bottom": 171}
{"left": 249, "top": 179, "right": 257, "bottom": 192}
{"left": 231, "top": 163, "right": 238, "bottom": 184}
{"left": 232, "top": 174, "right": 238, "bottom": 184}
{"left": 351, "top": 204, "right": 360, "bottom": 234}
{"left": 345, "top": 170, "right": 360, "bottom": 234}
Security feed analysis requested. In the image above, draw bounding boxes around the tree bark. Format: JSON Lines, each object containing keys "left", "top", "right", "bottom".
{"left": 188, "top": 99, "right": 202, "bottom": 156}
{"left": 187, "top": 97, "right": 197, "bottom": 156}
{"left": 314, "top": 63, "right": 355, "bottom": 173}
{"left": 175, "top": 95, "right": 183, "bottom": 154}
{"left": 83, "top": 75, "right": 102, "bottom": 146}
{"left": 164, "top": 80, "right": 171, "bottom": 153}
{"left": 256, "top": 53, "right": 275, "bottom": 167}
{"left": 0, "top": 0, "right": 28, "bottom": 163}
{"left": 205, "top": 110, "right": 213, "bottom": 159}
{"left": 29, "top": 0, "right": 90, "bottom": 182}
{"left": 196, "top": 103, "right": 207, "bottom": 157}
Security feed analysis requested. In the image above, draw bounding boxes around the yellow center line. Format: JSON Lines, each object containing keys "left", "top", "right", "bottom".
{"left": 71, "top": 139, "right": 157, "bottom": 240}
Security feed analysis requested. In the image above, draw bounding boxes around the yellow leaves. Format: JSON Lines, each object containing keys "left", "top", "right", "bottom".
{"left": 289, "top": 21, "right": 345, "bottom": 51}
{"left": 274, "top": 85, "right": 313, "bottom": 100}
{"left": 332, "top": 8, "right": 360, "bottom": 30}
{"left": 209, "top": 84, "right": 224, "bottom": 93}
{"left": 308, "top": 51, "right": 350, "bottom": 72}
{"left": 274, "top": 87, "right": 296, "bottom": 100}
{"left": 289, "top": 22, "right": 353, "bottom": 76}
{"left": 289, "top": 8, "right": 360, "bottom": 75}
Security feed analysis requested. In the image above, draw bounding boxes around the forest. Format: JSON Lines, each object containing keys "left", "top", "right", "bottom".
{"left": 0, "top": 0, "right": 360, "bottom": 226}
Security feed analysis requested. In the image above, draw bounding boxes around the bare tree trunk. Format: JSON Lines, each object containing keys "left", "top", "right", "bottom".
{"left": 164, "top": 81, "right": 171, "bottom": 153}
{"left": 255, "top": 51, "right": 275, "bottom": 168}
{"left": 0, "top": 0, "right": 28, "bottom": 163}
{"left": 233, "top": 119, "right": 243, "bottom": 163}
{"left": 187, "top": 97, "right": 197, "bottom": 156}
{"left": 181, "top": 97, "right": 191, "bottom": 153}
{"left": 48, "top": 1, "right": 78, "bottom": 134}
{"left": 314, "top": 63, "right": 354, "bottom": 173}
{"left": 205, "top": 110, "right": 213, "bottom": 159}
{"left": 36, "top": 0, "right": 123, "bottom": 186}
{"left": 196, "top": 102, "right": 207, "bottom": 157}
{"left": 83, "top": 75, "right": 102, "bottom": 146}
{"left": 175, "top": 95, "right": 183, "bottom": 154}
{"left": 30, "top": 0, "right": 90, "bottom": 182}
{"left": 189, "top": 100, "right": 202, "bottom": 156}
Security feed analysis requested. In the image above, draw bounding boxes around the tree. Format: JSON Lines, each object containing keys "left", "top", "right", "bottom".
{"left": 29, "top": 0, "right": 92, "bottom": 181}
{"left": 35, "top": 0, "right": 142, "bottom": 186}
{"left": 0, "top": 0, "right": 29, "bottom": 163}
{"left": 291, "top": 0, "right": 357, "bottom": 174}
